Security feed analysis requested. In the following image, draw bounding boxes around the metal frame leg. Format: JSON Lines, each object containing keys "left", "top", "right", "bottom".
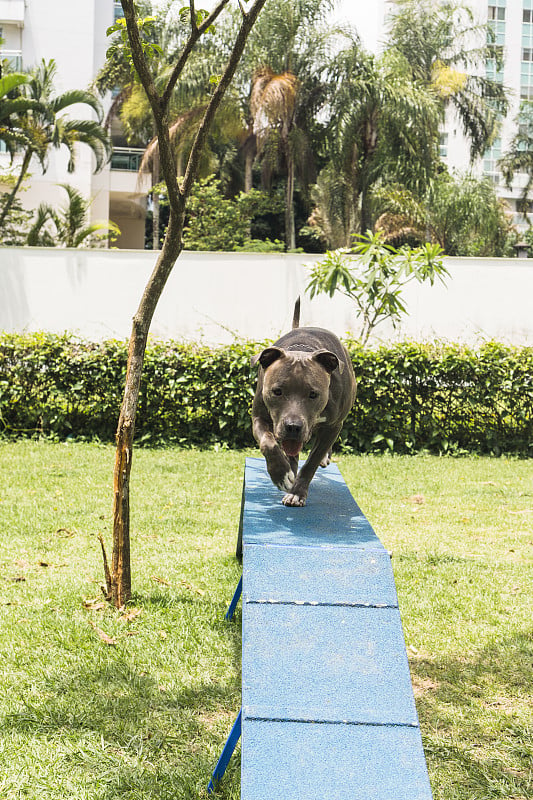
{"left": 225, "top": 575, "right": 242, "bottom": 621}
{"left": 207, "top": 708, "right": 242, "bottom": 793}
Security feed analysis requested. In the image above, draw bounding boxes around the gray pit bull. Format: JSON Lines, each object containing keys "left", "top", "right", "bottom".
{"left": 251, "top": 300, "right": 356, "bottom": 506}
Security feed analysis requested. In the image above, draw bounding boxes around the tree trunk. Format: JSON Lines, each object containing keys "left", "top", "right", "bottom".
{"left": 107, "top": 210, "right": 184, "bottom": 606}
{"left": 152, "top": 146, "right": 160, "bottom": 250}
{"left": 285, "top": 152, "right": 296, "bottom": 250}
{"left": 104, "top": 0, "right": 268, "bottom": 607}
{"left": 243, "top": 128, "right": 256, "bottom": 193}
{"left": 0, "top": 148, "right": 33, "bottom": 229}
{"left": 360, "top": 185, "right": 373, "bottom": 234}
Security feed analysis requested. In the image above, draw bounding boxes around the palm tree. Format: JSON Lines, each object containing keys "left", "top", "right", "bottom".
{"left": 387, "top": 0, "right": 509, "bottom": 160}
{"left": 374, "top": 172, "right": 512, "bottom": 256}
{"left": 0, "top": 72, "right": 41, "bottom": 156}
{"left": 241, "top": 0, "right": 338, "bottom": 249}
{"left": 26, "top": 183, "right": 120, "bottom": 247}
{"left": 499, "top": 102, "right": 533, "bottom": 218}
{"left": 249, "top": 66, "right": 300, "bottom": 248}
{"left": 0, "top": 59, "right": 112, "bottom": 228}
{"left": 315, "top": 46, "right": 441, "bottom": 243}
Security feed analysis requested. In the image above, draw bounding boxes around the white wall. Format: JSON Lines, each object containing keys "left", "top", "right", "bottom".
{"left": 1, "top": 247, "right": 532, "bottom": 346}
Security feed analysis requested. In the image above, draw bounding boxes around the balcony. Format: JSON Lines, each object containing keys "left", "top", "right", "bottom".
{"left": 110, "top": 146, "right": 145, "bottom": 172}
{"left": 0, "top": 49, "right": 22, "bottom": 71}
{"left": 0, "top": 0, "right": 25, "bottom": 26}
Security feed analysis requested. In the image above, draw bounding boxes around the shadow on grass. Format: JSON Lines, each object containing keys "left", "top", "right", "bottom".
{"left": 412, "top": 630, "right": 533, "bottom": 799}
{"left": 3, "top": 589, "right": 243, "bottom": 799}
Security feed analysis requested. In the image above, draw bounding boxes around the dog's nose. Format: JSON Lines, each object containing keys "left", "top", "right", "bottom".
{"left": 284, "top": 420, "right": 303, "bottom": 438}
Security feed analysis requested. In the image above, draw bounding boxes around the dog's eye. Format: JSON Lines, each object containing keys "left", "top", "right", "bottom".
{"left": 309, "top": 390, "right": 319, "bottom": 399}
{"left": 272, "top": 388, "right": 282, "bottom": 396}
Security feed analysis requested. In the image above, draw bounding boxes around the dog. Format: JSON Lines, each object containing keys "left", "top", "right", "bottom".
{"left": 251, "top": 299, "right": 356, "bottom": 506}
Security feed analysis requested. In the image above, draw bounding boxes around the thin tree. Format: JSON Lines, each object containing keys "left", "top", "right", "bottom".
{"left": 103, "top": 0, "right": 267, "bottom": 608}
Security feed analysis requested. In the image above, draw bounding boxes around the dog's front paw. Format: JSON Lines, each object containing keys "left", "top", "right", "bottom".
{"left": 265, "top": 447, "right": 295, "bottom": 492}
{"left": 277, "top": 469, "right": 296, "bottom": 492}
{"left": 282, "top": 491, "right": 307, "bottom": 507}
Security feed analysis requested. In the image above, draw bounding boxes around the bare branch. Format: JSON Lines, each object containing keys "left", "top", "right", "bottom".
{"left": 120, "top": 1, "right": 161, "bottom": 116}
{"left": 182, "top": 0, "right": 268, "bottom": 198}
{"left": 161, "top": 0, "right": 231, "bottom": 110}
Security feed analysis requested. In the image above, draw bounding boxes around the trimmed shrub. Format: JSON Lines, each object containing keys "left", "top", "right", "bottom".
{"left": 0, "top": 333, "right": 532, "bottom": 455}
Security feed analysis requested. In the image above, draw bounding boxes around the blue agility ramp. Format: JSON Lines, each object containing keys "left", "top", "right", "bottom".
{"left": 210, "top": 457, "right": 433, "bottom": 799}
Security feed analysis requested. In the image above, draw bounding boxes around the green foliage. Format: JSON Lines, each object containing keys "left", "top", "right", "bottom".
{"left": 175, "top": 175, "right": 282, "bottom": 251}
{"left": 0, "top": 195, "right": 33, "bottom": 245}
{"left": 106, "top": 15, "right": 163, "bottom": 75}
{"left": 1, "top": 333, "right": 532, "bottom": 456}
{"left": 375, "top": 172, "right": 515, "bottom": 256}
{"left": 307, "top": 230, "right": 447, "bottom": 343}
{"left": 344, "top": 340, "right": 533, "bottom": 456}
{"left": 25, "top": 183, "right": 120, "bottom": 248}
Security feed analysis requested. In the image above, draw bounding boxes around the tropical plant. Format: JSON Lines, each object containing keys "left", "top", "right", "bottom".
{"left": 311, "top": 46, "right": 441, "bottom": 245}
{"left": 96, "top": 6, "right": 237, "bottom": 249}
{"left": 307, "top": 230, "right": 447, "bottom": 344}
{"left": 0, "top": 59, "right": 112, "bottom": 229}
{"left": 375, "top": 172, "right": 514, "bottom": 256}
{"left": 387, "top": 0, "right": 509, "bottom": 160}
{"left": 25, "top": 183, "right": 120, "bottom": 248}
{"left": 241, "top": 0, "right": 339, "bottom": 249}
{"left": 0, "top": 195, "right": 33, "bottom": 246}
{"left": 166, "top": 174, "right": 280, "bottom": 250}
{"left": 499, "top": 101, "right": 533, "bottom": 218}
{"left": 0, "top": 72, "right": 41, "bottom": 156}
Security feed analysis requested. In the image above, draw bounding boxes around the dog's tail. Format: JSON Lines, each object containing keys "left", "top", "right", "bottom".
{"left": 292, "top": 296, "right": 300, "bottom": 329}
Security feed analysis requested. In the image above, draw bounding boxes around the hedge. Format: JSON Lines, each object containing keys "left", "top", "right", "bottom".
{"left": 0, "top": 332, "right": 532, "bottom": 455}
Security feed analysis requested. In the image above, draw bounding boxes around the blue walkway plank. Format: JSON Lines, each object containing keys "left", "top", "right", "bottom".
{"left": 242, "top": 720, "right": 432, "bottom": 800}
{"left": 243, "top": 543, "right": 398, "bottom": 607}
{"left": 210, "top": 457, "right": 433, "bottom": 799}
{"left": 243, "top": 604, "right": 418, "bottom": 726}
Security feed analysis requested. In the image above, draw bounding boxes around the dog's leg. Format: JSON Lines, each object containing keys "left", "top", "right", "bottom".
{"left": 253, "top": 417, "right": 296, "bottom": 492}
{"left": 283, "top": 424, "right": 342, "bottom": 507}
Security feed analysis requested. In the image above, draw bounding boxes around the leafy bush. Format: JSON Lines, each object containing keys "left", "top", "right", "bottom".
{"left": 1, "top": 333, "right": 532, "bottom": 455}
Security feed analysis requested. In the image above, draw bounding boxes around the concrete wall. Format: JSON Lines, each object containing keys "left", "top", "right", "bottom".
{"left": 1, "top": 247, "right": 532, "bottom": 346}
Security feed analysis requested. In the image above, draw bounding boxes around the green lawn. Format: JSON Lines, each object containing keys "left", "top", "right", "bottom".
{"left": 0, "top": 441, "right": 531, "bottom": 799}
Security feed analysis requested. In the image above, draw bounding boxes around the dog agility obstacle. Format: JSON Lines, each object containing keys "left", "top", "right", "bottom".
{"left": 209, "top": 457, "right": 433, "bottom": 799}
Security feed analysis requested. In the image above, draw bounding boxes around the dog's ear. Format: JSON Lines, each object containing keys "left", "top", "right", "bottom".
{"left": 312, "top": 349, "right": 344, "bottom": 374}
{"left": 251, "top": 347, "right": 285, "bottom": 370}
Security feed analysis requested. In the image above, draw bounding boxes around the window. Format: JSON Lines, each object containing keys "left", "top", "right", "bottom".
{"left": 523, "top": 48, "right": 533, "bottom": 61}
{"left": 524, "top": 9, "right": 532, "bottom": 23}
{"left": 439, "top": 132, "right": 448, "bottom": 158}
{"left": 488, "top": 6, "right": 505, "bottom": 20}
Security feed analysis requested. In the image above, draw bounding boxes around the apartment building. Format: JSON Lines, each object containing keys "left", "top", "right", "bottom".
{"left": 0, "top": 0, "right": 148, "bottom": 248}
{"left": 444, "top": 0, "right": 532, "bottom": 229}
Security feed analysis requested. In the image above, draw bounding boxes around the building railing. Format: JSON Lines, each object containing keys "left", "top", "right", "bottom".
{"left": 110, "top": 147, "right": 145, "bottom": 172}
{"left": 0, "top": 50, "right": 23, "bottom": 71}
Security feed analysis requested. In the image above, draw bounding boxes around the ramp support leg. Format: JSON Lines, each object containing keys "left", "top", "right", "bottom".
{"left": 225, "top": 575, "right": 242, "bottom": 621}
{"left": 207, "top": 708, "right": 242, "bottom": 793}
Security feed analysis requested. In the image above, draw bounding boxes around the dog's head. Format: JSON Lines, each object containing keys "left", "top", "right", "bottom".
{"left": 251, "top": 347, "right": 343, "bottom": 457}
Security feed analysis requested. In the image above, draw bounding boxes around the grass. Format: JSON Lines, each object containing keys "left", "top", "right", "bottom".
{"left": 0, "top": 440, "right": 531, "bottom": 800}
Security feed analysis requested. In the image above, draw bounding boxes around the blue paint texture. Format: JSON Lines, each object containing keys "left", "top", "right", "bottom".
{"left": 237, "top": 458, "right": 432, "bottom": 798}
